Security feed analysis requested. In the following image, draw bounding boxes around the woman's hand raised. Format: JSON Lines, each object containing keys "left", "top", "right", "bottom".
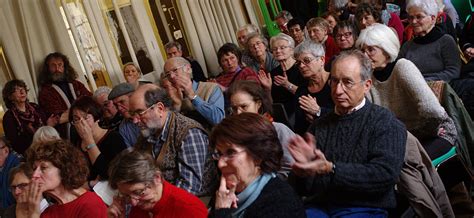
{"left": 215, "top": 175, "right": 239, "bottom": 209}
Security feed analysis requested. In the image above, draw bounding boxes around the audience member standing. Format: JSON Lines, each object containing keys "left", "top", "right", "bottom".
{"left": 2, "top": 80, "right": 58, "bottom": 154}
{"left": 38, "top": 52, "right": 92, "bottom": 139}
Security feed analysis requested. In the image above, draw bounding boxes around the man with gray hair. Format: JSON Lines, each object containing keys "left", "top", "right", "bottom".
{"left": 128, "top": 84, "right": 217, "bottom": 197}
{"left": 288, "top": 50, "right": 406, "bottom": 216}
{"left": 93, "top": 86, "right": 122, "bottom": 130}
{"left": 164, "top": 41, "right": 206, "bottom": 82}
{"left": 161, "top": 57, "right": 224, "bottom": 128}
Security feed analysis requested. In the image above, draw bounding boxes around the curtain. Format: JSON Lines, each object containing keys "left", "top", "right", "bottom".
{"left": 175, "top": 0, "right": 259, "bottom": 76}
{"left": 0, "top": 0, "right": 87, "bottom": 102}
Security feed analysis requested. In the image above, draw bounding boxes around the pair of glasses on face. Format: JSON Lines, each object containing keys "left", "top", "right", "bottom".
{"left": 10, "top": 183, "right": 29, "bottom": 192}
{"left": 271, "top": 45, "right": 290, "bottom": 52}
{"left": 163, "top": 65, "right": 186, "bottom": 78}
{"left": 129, "top": 103, "right": 156, "bottom": 117}
{"left": 328, "top": 77, "right": 364, "bottom": 90}
{"left": 118, "top": 183, "right": 150, "bottom": 202}
{"left": 407, "top": 14, "right": 428, "bottom": 22}
{"left": 211, "top": 149, "right": 246, "bottom": 161}
{"left": 13, "top": 87, "right": 29, "bottom": 93}
{"left": 335, "top": 32, "right": 352, "bottom": 39}
{"left": 295, "top": 57, "right": 318, "bottom": 66}
{"left": 71, "top": 114, "right": 90, "bottom": 125}
{"left": 360, "top": 46, "right": 379, "bottom": 56}
{"left": 249, "top": 41, "right": 264, "bottom": 48}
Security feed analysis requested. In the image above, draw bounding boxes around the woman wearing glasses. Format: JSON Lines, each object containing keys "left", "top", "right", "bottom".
{"left": 399, "top": 0, "right": 460, "bottom": 82}
{"left": 2, "top": 163, "right": 49, "bottom": 217}
{"left": 69, "top": 96, "right": 127, "bottom": 187}
{"left": 261, "top": 33, "right": 306, "bottom": 123}
{"left": 2, "top": 79, "right": 59, "bottom": 155}
{"left": 17, "top": 140, "right": 107, "bottom": 217}
{"left": 357, "top": 23, "right": 457, "bottom": 160}
{"left": 293, "top": 41, "right": 334, "bottom": 135}
{"left": 245, "top": 33, "right": 279, "bottom": 73}
{"left": 209, "top": 113, "right": 305, "bottom": 217}
{"left": 107, "top": 149, "right": 208, "bottom": 218}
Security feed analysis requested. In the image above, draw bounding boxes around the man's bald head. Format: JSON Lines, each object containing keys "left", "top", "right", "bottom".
{"left": 131, "top": 83, "right": 172, "bottom": 109}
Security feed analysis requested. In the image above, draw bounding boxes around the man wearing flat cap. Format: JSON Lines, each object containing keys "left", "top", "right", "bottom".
{"left": 108, "top": 82, "right": 140, "bottom": 147}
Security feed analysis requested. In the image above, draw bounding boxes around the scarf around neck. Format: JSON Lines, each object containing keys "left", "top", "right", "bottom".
{"left": 11, "top": 103, "right": 44, "bottom": 134}
{"left": 233, "top": 173, "right": 275, "bottom": 217}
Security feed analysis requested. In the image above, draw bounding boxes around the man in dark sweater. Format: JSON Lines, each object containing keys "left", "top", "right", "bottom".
{"left": 288, "top": 50, "right": 407, "bottom": 217}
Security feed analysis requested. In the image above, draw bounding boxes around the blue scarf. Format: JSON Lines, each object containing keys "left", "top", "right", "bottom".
{"left": 233, "top": 173, "right": 275, "bottom": 217}
{"left": 1, "top": 152, "right": 21, "bottom": 208}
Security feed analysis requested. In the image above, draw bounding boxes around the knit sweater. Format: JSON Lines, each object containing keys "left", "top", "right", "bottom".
{"left": 292, "top": 101, "right": 406, "bottom": 209}
{"left": 368, "top": 58, "right": 457, "bottom": 145}
{"left": 399, "top": 27, "right": 461, "bottom": 82}
{"left": 209, "top": 177, "right": 306, "bottom": 218}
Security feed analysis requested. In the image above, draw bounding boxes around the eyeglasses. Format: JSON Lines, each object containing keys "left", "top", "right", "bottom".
{"left": 129, "top": 103, "right": 156, "bottom": 117}
{"left": 10, "top": 183, "right": 29, "bottom": 192}
{"left": 13, "top": 87, "right": 29, "bottom": 93}
{"left": 249, "top": 41, "right": 264, "bottom": 48}
{"left": 271, "top": 45, "right": 291, "bottom": 52}
{"left": 328, "top": 77, "right": 365, "bottom": 90}
{"left": 335, "top": 32, "right": 352, "bottom": 39}
{"left": 408, "top": 14, "right": 427, "bottom": 22}
{"left": 71, "top": 114, "right": 90, "bottom": 125}
{"left": 360, "top": 46, "right": 379, "bottom": 56}
{"left": 118, "top": 183, "right": 150, "bottom": 202}
{"left": 211, "top": 149, "right": 246, "bottom": 161}
{"left": 163, "top": 65, "right": 185, "bottom": 78}
{"left": 295, "top": 57, "right": 317, "bottom": 66}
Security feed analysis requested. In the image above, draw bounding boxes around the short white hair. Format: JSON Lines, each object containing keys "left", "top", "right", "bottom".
{"left": 32, "top": 126, "right": 61, "bottom": 147}
{"left": 356, "top": 23, "right": 400, "bottom": 62}
{"left": 236, "top": 24, "right": 260, "bottom": 36}
{"left": 294, "top": 40, "right": 326, "bottom": 59}
{"left": 406, "top": 0, "right": 439, "bottom": 17}
{"left": 270, "top": 33, "right": 295, "bottom": 49}
{"left": 93, "top": 86, "right": 112, "bottom": 100}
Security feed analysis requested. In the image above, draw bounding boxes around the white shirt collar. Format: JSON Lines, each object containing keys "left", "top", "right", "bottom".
{"left": 335, "top": 98, "right": 366, "bottom": 115}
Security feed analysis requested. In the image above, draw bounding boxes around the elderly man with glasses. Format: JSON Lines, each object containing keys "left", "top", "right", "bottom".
{"left": 288, "top": 50, "right": 406, "bottom": 217}
{"left": 128, "top": 83, "right": 217, "bottom": 198}
{"left": 160, "top": 57, "right": 224, "bottom": 129}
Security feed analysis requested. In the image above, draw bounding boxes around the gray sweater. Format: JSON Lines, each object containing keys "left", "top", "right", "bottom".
{"left": 399, "top": 28, "right": 461, "bottom": 82}
{"left": 367, "top": 58, "right": 457, "bottom": 145}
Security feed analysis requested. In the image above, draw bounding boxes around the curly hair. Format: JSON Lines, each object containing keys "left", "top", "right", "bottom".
{"left": 2, "top": 79, "right": 28, "bottom": 109}
{"left": 355, "top": 3, "right": 382, "bottom": 25}
{"left": 26, "top": 140, "right": 89, "bottom": 190}
{"left": 210, "top": 113, "right": 282, "bottom": 173}
{"left": 69, "top": 96, "right": 103, "bottom": 122}
{"left": 39, "top": 52, "right": 78, "bottom": 85}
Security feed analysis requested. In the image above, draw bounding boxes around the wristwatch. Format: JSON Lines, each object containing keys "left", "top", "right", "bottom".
{"left": 83, "top": 143, "right": 96, "bottom": 152}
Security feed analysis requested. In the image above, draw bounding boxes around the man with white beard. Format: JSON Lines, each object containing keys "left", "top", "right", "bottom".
{"left": 38, "top": 52, "right": 92, "bottom": 139}
{"left": 128, "top": 84, "right": 217, "bottom": 197}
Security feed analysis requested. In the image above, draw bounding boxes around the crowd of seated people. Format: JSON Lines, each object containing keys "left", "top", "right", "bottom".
{"left": 2, "top": 0, "right": 474, "bottom": 217}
